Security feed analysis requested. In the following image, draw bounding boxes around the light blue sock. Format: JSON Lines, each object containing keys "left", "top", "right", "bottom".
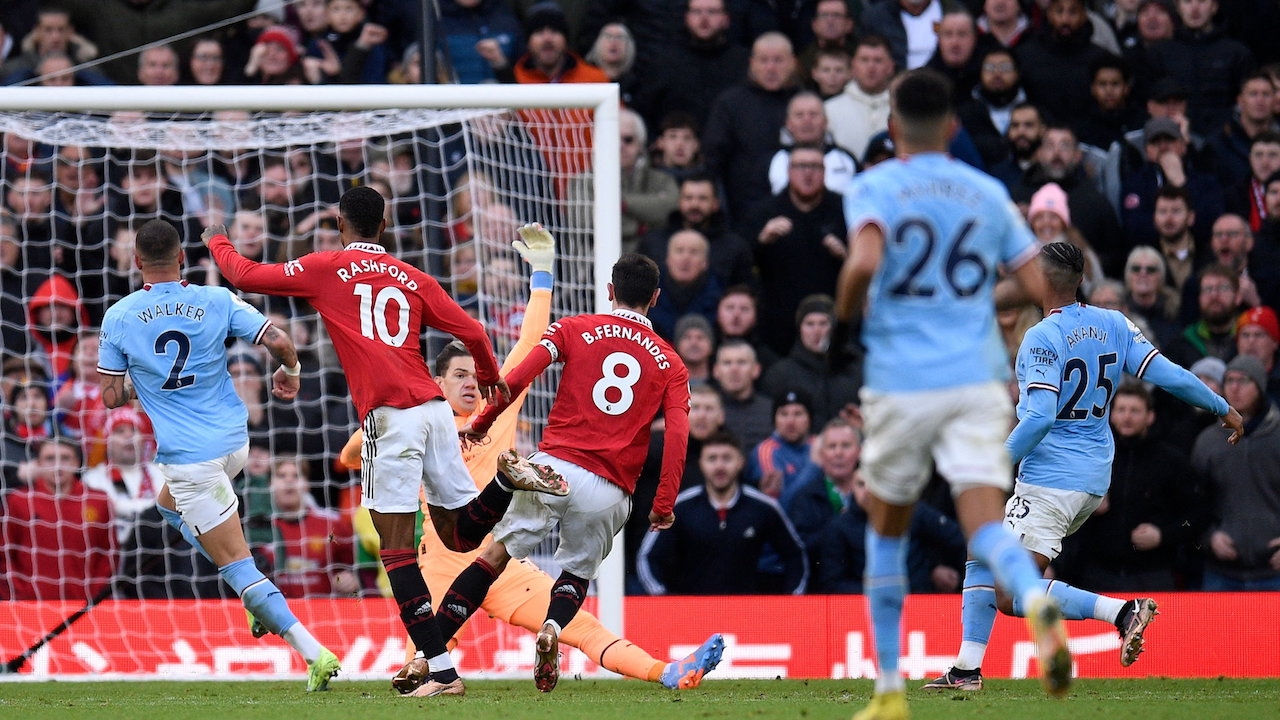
{"left": 969, "top": 521, "right": 1042, "bottom": 602}
{"left": 865, "top": 528, "right": 908, "bottom": 691}
{"left": 1013, "top": 579, "right": 1108, "bottom": 621}
{"left": 954, "top": 561, "right": 998, "bottom": 671}
{"left": 157, "top": 505, "right": 213, "bottom": 564}
{"left": 220, "top": 557, "right": 299, "bottom": 636}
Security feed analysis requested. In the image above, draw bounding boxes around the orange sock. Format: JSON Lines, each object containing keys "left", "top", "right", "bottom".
{"left": 510, "top": 596, "right": 665, "bottom": 682}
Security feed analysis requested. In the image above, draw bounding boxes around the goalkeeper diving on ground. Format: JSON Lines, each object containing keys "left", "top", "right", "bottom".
{"left": 333, "top": 223, "right": 725, "bottom": 694}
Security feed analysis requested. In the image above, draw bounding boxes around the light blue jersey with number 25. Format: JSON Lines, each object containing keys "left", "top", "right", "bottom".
{"left": 844, "top": 153, "right": 1039, "bottom": 393}
{"left": 98, "top": 281, "right": 269, "bottom": 464}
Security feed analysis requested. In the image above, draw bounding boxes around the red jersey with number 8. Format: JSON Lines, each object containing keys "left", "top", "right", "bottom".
{"left": 536, "top": 310, "right": 689, "bottom": 496}
{"left": 209, "top": 238, "right": 499, "bottom": 421}
{"left": 474, "top": 308, "right": 690, "bottom": 515}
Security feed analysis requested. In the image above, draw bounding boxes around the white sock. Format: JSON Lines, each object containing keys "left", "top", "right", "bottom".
{"left": 1094, "top": 596, "right": 1127, "bottom": 625}
{"left": 427, "top": 651, "right": 455, "bottom": 674}
{"left": 955, "top": 641, "right": 988, "bottom": 671}
{"left": 874, "top": 670, "right": 906, "bottom": 694}
{"left": 283, "top": 624, "right": 323, "bottom": 664}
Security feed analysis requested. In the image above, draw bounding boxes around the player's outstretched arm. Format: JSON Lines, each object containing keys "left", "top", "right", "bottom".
{"left": 471, "top": 345, "right": 554, "bottom": 436}
{"left": 481, "top": 223, "right": 558, "bottom": 447}
{"left": 1140, "top": 353, "right": 1242, "bottom": 443}
{"left": 259, "top": 324, "right": 302, "bottom": 400}
{"left": 203, "top": 224, "right": 314, "bottom": 295}
{"left": 505, "top": 222, "right": 556, "bottom": 371}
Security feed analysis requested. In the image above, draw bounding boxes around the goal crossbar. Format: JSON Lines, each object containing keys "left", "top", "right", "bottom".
{"left": 0, "top": 83, "right": 622, "bottom": 318}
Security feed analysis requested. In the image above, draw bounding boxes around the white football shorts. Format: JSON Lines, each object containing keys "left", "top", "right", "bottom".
{"left": 493, "top": 451, "right": 631, "bottom": 580}
{"left": 360, "top": 399, "right": 479, "bottom": 513}
{"left": 157, "top": 443, "right": 247, "bottom": 536}
{"left": 1003, "top": 480, "right": 1104, "bottom": 560}
{"left": 859, "top": 381, "right": 1014, "bottom": 506}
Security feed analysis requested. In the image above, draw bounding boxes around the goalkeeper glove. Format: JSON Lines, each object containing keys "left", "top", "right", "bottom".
{"left": 512, "top": 223, "right": 556, "bottom": 274}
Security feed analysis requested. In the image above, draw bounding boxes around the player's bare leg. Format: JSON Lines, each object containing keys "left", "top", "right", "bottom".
{"left": 158, "top": 487, "right": 336, "bottom": 690}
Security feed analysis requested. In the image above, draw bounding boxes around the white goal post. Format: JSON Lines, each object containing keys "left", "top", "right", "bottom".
{"left": 0, "top": 82, "right": 626, "bottom": 680}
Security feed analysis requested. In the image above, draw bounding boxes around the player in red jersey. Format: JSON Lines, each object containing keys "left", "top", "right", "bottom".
{"left": 457, "top": 253, "right": 693, "bottom": 692}
{"left": 205, "top": 186, "right": 567, "bottom": 697}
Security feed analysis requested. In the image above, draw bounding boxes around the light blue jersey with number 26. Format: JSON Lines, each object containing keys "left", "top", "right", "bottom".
{"left": 844, "top": 153, "right": 1039, "bottom": 393}
{"left": 98, "top": 281, "right": 269, "bottom": 464}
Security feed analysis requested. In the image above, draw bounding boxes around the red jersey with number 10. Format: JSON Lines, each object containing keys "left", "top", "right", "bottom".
{"left": 476, "top": 309, "right": 691, "bottom": 517}
{"left": 209, "top": 237, "right": 499, "bottom": 421}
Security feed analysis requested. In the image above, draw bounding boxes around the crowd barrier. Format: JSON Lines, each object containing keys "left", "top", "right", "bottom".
{"left": 1, "top": 593, "right": 1274, "bottom": 680}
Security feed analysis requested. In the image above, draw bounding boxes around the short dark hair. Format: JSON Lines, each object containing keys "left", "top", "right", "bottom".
{"left": 1251, "top": 129, "right": 1280, "bottom": 148}
{"left": 1154, "top": 184, "right": 1192, "bottom": 207}
{"left": 433, "top": 340, "right": 471, "bottom": 377}
{"left": 339, "top": 186, "right": 385, "bottom": 238}
{"left": 814, "top": 45, "right": 852, "bottom": 65}
{"left": 715, "top": 337, "right": 758, "bottom": 361}
{"left": 611, "top": 253, "right": 660, "bottom": 307}
{"left": 129, "top": 149, "right": 159, "bottom": 171}
{"left": 1265, "top": 169, "right": 1280, "bottom": 191}
{"left": 134, "top": 219, "right": 181, "bottom": 265}
{"left": 1239, "top": 70, "right": 1275, "bottom": 95}
{"left": 36, "top": 435, "right": 83, "bottom": 465}
{"left": 1010, "top": 101, "right": 1044, "bottom": 122}
{"left": 680, "top": 172, "right": 717, "bottom": 191}
{"left": 719, "top": 284, "right": 757, "bottom": 302}
{"left": 1089, "top": 53, "right": 1130, "bottom": 83}
{"left": 891, "top": 68, "right": 954, "bottom": 139}
{"left": 700, "top": 428, "right": 743, "bottom": 454}
{"left": 790, "top": 142, "right": 827, "bottom": 158}
{"left": 1114, "top": 379, "right": 1153, "bottom": 409}
{"left": 38, "top": 4, "right": 71, "bottom": 21}
{"left": 854, "top": 34, "right": 892, "bottom": 57}
{"left": 659, "top": 110, "right": 700, "bottom": 135}
{"left": 1042, "top": 122, "right": 1077, "bottom": 140}
{"left": 1039, "top": 241, "right": 1084, "bottom": 291}
{"left": 895, "top": 68, "right": 954, "bottom": 118}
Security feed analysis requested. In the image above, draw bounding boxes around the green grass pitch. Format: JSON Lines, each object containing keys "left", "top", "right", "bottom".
{"left": 1, "top": 678, "right": 1276, "bottom": 720}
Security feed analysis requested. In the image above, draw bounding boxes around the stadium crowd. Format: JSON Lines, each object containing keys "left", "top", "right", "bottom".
{"left": 3, "top": 0, "right": 1280, "bottom": 603}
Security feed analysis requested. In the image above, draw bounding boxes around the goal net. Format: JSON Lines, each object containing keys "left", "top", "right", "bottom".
{"left": 0, "top": 84, "right": 621, "bottom": 680}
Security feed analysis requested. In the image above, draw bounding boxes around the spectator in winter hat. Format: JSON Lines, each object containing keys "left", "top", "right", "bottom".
{"left": 1028, "top": 182, "right": 1104, "bottom": 294}
{"left": 745, "top": 387, "right": 817, "bottom": 498}
{"left": 1236, "top": 305, "right": 1280, "bottom": 395}
{"left": 500, "top": 2, "right": 606, "bottom": 85}
{"left": 246, "top": 24, "right": 306, "bottom": 84}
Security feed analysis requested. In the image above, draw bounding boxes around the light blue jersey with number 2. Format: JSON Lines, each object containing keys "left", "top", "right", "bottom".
{"left": 98, "top": 281, "right": 270, "bottom": 464}
{"left": 844, "top": 153, "right": 1039, "bottom": 393}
